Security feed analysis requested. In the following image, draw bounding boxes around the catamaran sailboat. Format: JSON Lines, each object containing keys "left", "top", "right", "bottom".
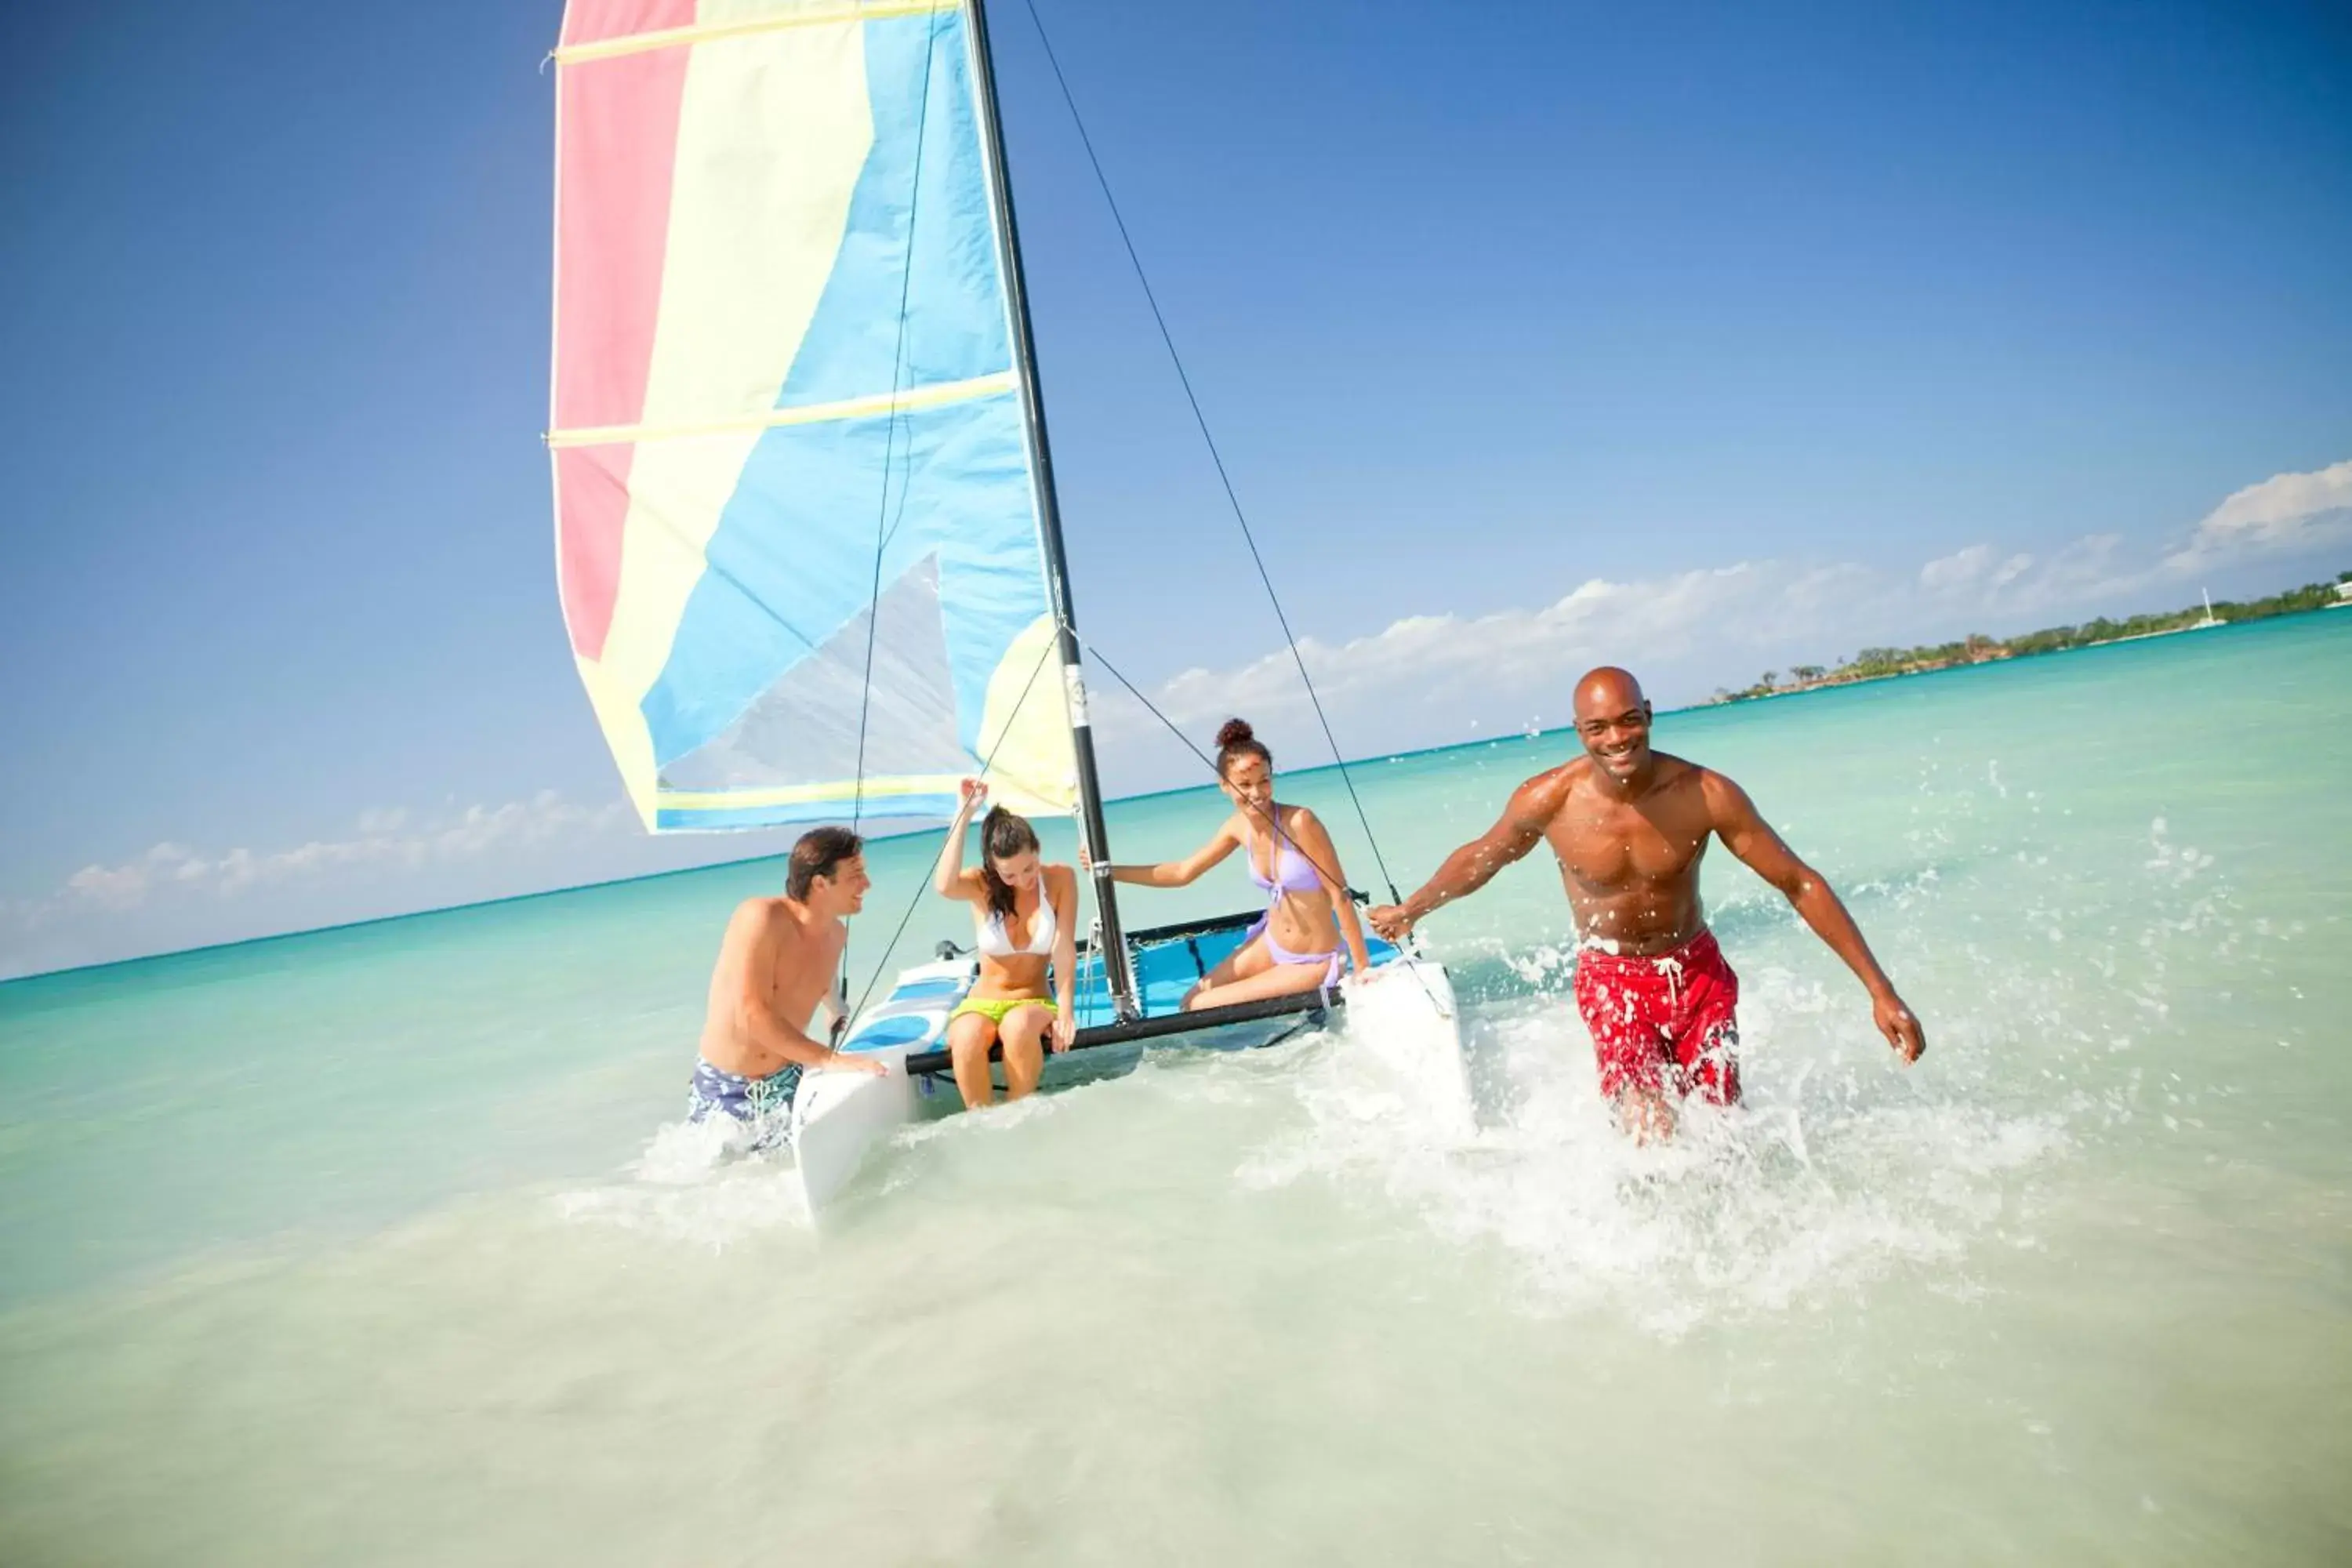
{"left": 546, "top": 0, "right": 1467, "bottom": 1214}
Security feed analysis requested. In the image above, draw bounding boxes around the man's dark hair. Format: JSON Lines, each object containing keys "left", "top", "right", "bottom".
{"left": 787, "top": 826, "right": 862, "bottom": 900}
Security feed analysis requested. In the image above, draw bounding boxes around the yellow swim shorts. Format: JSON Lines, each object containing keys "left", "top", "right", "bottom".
{"left": 949, "top": 995, "right": 1058, "bottom": 1026}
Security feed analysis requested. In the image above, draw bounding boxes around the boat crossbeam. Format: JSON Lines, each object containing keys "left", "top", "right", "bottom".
{"left": 900, "top": 987, "right": 1338, "bottom": 1076}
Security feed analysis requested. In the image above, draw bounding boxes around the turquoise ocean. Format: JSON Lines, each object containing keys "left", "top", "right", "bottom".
{"left": 2, "top": 613, "right": 2347, "bottom": 1564}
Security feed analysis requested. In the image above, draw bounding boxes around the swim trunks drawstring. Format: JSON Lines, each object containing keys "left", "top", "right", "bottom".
{"left": 1654, "top": 953, "right": 1685, "bottom": 1011}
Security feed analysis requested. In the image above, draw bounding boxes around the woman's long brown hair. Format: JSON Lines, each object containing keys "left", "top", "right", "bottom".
{"left": 978, "top": 805, "right": 1040, "bottom": 920}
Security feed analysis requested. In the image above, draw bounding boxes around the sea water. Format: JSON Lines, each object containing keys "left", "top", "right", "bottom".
{"left": 1, "top": 614, "right": 2347, "bottom": 1565}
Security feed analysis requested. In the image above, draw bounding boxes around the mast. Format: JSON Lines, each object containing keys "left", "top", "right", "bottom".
{"left": 964, "top": 0, "right": 1141, "bottom": 1020}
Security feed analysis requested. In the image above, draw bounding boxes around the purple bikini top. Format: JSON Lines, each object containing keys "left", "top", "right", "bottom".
{"left": 1246, "top": 818, "right": 1322, "bottom": 898}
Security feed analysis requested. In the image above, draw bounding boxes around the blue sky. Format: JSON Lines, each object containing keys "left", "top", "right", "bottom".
{"left": 4, "top": 0, "right": 2349, "bottom": 975}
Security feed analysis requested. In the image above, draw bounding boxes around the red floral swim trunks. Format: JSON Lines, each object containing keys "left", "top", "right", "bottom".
{"left": 1572, "top": 928, "right": 1741, "bottom": 1105}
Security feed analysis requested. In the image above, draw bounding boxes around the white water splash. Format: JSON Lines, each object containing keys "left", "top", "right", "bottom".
{"left": 1241, "top": 978, "right": 2067, "bottom": 1338}
{"left": 552, "top": 1116, "right": 812, "bottom": 1246}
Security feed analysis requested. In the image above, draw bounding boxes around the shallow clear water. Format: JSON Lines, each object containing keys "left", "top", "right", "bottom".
{"left": 2, "top": 615, "right": 2348, "bottom": 1564}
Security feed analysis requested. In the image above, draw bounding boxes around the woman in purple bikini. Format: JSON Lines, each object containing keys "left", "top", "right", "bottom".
{"left": 1093, "top": 718, "right": 1374, "bottom": 1011}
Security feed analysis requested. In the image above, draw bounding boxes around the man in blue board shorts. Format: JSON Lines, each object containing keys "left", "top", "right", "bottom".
{"left": 688, "top": 827, "right": 889, "bottom": 1145}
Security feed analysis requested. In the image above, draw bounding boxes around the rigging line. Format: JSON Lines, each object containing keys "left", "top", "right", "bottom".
{"left": 1066, "top": 632, "right": 1342, "bottom": 892}
{"left": 851, "top": 5, "right": 946, "bottom": 840}
{"left": 842, "top": 9, "right": 946, "bottom": 1005}
{"left": 840, "top": 626, "right": 1064, "bottom": 1029}
{"left": 1070, "top": 626, "right": 1443, "bottom": 1014}
{"left": 1013, "top": 0, "right": 1401, "bottom": 905}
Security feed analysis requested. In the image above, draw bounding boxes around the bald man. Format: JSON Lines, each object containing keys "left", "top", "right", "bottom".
{"left": 1370, "top": 667, "right": 1923, "bottom": 1138}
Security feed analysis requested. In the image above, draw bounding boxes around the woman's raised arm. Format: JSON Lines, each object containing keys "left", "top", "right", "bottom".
{"left": 934, "top": 778, "right": 987, "bottom": 902}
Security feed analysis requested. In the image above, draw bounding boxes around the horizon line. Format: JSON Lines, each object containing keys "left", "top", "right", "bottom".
{"left": 4, "top": 606, "right": 2336, "bottom": 989}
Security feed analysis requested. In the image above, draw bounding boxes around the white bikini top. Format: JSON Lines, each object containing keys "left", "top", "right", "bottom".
{"left": 975, "top": 892, "right": 1056, "bottom": 959}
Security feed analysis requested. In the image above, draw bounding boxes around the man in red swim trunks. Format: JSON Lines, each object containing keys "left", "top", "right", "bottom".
{"left": 1370, "top": 666, "right": 1924, "bottom": 1138}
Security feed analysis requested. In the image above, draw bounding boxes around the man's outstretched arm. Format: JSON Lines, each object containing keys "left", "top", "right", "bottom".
{"left": 1703, "top": 772, "right": 1926, "bottom": 1062}
{"left": 1369, "top": 772, "right": 1564, "bottom": 941}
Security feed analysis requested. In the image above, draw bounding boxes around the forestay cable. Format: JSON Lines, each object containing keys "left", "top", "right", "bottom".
{"left": 840, "top": 8, "right": 945, "bottom": 1014}
{"left": 849, "top": 4, "right": 944, "bottom": 840}
{"left": 1014, "top": 0, "right": 1403, "bottom": 905}
{"left": 1073, "top": 626, "right": 1444, "bottom": 1012}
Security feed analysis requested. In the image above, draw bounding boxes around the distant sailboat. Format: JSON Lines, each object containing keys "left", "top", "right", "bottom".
{"left": 546, "top": 0, "right": 1465, "bottom": 1214}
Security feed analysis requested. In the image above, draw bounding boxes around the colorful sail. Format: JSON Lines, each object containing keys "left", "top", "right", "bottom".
{"left": 549, "top": 0, "right": 1076, "bottom": 831}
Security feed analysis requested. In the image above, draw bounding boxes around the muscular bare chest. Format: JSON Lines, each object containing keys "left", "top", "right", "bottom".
{"left": 1547, "top": 786, "right": 1710, "bottom": 895}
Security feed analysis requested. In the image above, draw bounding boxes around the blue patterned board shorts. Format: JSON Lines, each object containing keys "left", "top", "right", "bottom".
{"left": 686, "top": 1059, "right": 802, "bottom": 1151}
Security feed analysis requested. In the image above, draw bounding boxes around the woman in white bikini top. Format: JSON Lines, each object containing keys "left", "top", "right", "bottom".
{"left": 974, "top": 884, "right": 1055, "bottom": 957}
{"left": 933, "top": 778, "right": 1077, "bottom": 1111}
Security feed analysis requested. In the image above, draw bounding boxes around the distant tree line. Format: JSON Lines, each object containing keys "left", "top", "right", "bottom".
{"left": 1710, "top": 571, "right": 2350, "bottom": 705}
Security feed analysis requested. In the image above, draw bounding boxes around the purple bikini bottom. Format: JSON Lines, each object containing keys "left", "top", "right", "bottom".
{"left": 1246, "top": 913, "right": 1341, "bottom": 992}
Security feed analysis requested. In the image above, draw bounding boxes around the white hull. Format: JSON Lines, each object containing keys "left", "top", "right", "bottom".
{"left": 1340, "top": 958, "right": 1474, "bottom": 1137}
{"left": 789, "top": 1051, "right": 918, "bottom": 1218}
{"left": 789, "top": 953, "right": 1472, "bottom": 1222}
{"left": 788, "top": 956, "right": 966, "bottom": 1218}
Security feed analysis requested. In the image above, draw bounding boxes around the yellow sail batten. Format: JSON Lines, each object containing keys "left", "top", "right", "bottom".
{"left": 554, "top": 0, "right": 964, "bottom": 67}
{"left": 656, "top": 775, "right": 965, "bottom": 812}
{"left": 546, "top": 371, "right": 1017, "bottom": 449}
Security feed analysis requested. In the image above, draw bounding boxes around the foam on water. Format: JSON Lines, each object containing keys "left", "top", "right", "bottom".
{"left": 1239, "top": 929, "right": 2074, "bottom": 1338}
{"left": 554, "top": 1114, "right": 816, "bottom": 1247}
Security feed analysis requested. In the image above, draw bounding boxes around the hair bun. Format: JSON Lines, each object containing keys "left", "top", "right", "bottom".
{"left": 1214, "top": 717, "right": 1254, "bottom": 750}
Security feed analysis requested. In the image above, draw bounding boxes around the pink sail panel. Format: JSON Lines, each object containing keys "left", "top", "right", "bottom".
{"left": 550, "top": 1, "right": 695, "bottom": 659}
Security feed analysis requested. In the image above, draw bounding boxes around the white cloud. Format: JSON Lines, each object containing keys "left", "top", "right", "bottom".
{"left": 59, "top": 843, "right": 207, "bottom": 911}
{"left": 2162, "top": 459, "right": 2352, "bottom": 574}
{"left": 356, "top": 806, "right": 408, "bottom": 836}
{"left": 1093, "top": 462, "right": 2348, "bottom": 776}
{"left": 1919, "top": 544, "right": 2035, "bottom": 596}
{"left": 1138, "top": 561, "right": 1870, "bottom": 733}
{"left": 64, "top": 860, "right": 156, "bottom": 911}
{"left": 1088, "top": 561, "right": 1884, "bottom": 782}
{"left": 53, "top": 792, "right": 631, "bottom": 913}
{"left": 430, "top": 790, "right": 620, "bottom": 859}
